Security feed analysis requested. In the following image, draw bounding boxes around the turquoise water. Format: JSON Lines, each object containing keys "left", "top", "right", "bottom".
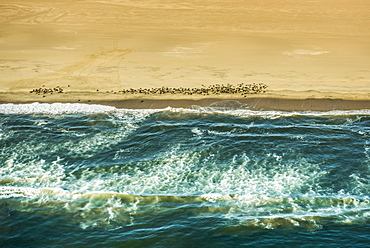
{"left": 1, "top": 102, "right": 370, "bottom": 247}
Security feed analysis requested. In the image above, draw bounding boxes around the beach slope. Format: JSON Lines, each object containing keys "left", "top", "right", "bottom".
{"left": 0, "top": 0, "right": 369, "bottom": 109}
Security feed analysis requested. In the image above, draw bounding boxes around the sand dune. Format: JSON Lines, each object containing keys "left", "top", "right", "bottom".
{"left": 0, "top": 0, "right": 369, "bottom": 106}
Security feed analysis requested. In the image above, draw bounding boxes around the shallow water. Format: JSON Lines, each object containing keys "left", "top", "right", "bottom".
{"left": 1, "top": 103, "right": 370, "bottom": 247}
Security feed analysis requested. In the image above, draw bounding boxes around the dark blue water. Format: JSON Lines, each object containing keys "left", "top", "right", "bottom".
{"left": 1, "top": 103, "right": 370, "bottom": 247}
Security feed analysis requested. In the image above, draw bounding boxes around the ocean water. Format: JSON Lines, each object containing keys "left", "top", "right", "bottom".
{"left": 0, "top": 102, "right": 370, "bottom": 247}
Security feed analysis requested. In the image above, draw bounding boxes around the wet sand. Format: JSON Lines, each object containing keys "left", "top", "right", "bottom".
{"left": 0, "top": 0, "right": 369, "bottom": 110}
{"left": 2, "top": 95, "right": 370, "bottom": 111}
{"left": 87, "top": 98, "right": 370, "bottom": 111}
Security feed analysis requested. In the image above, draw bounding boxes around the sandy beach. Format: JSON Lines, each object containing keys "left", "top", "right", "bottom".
{"left": 0, "top": 0, "right": 369, "bottom": 110}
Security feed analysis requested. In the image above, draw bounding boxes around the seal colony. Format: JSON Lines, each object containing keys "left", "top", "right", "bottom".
{"left": 29, "top": 83, "right": 268, "bottom": 97}
{"left": 120, "top": 82, "right": 268, "bottom": 96}
{"left": 29, "top": 86, "right": 64, "bottom": 96}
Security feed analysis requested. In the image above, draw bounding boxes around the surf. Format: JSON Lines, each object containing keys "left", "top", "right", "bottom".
{"left": 1, "top": 102, "right": 369, "bottom": 232}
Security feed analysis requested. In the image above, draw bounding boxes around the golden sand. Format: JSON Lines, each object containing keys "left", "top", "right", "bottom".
{"left": 0, "top": 0, "right": 369, "bottom": 109}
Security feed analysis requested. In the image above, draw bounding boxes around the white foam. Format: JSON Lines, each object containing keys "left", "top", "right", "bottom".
{"left": 0, "top": 186, "right": 71, "bottom": 199}
{"left": 137, "top": 107, "right": 370, "bottom": 119}
{"left": 0, "top": 102, "right": 117, "bottom": 115}
{"left": 1, "top": 103, "right": 369, "bottom": 117}
{"left": 200, "top": 109, "right": 370, "bottom": 119}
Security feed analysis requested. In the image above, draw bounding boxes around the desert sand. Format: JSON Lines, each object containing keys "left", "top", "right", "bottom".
{"left": 0, "top": 0, "right": 369, "bottom": 110}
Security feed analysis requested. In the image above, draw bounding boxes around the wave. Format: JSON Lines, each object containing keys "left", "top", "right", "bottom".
{"left": 1, "top": 185, "right": 370, "bottom": 230}
{"left": 0, "top": 102, "right": 117, "bottom": 115}
{"left": 1, "top": 102, "right": 369, "bottom": 231}
{"left": 1, "top": 145, "right": 369, "bottom": 230}
{"left": 1, "top": 102, "right": 370, "bottom": 117}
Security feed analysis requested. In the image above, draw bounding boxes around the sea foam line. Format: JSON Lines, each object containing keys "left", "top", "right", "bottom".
{"left": 0, "top": 102, "right": 116, "bottom": 115}
{"left": 0, "top": 102, "right": 369, "bottom": 117}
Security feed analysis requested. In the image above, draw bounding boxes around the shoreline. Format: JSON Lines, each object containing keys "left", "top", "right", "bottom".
{"left": 91, "top": 98, "right": 370, "bottom": 111}
{"left": 1, "top": 96, "right": 370, "bottom": 111}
